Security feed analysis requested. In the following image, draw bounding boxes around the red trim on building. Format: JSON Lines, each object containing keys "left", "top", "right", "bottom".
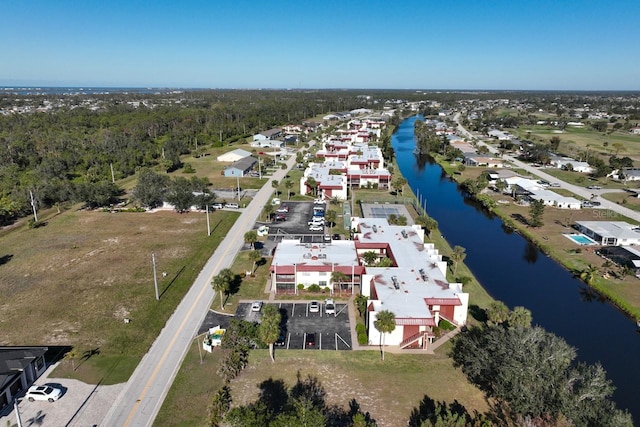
{"left": 424, "top": 298, "right": 462, "bottom": 306}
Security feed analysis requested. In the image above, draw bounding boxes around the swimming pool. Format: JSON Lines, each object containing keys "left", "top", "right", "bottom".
{"left": 564, "top": 233, "right": 597, "bottom": 245}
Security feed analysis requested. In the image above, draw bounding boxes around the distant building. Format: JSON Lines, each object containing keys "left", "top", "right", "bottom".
{"left": 223, "top": 156, "right": 257, "bottom": 177}
{"left": 216, "top": 148, "right": 252, "bottom": 163}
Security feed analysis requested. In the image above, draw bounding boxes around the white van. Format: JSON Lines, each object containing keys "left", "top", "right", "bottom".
{"left": 226, "top": 203, "right": 239, "bottom": 209}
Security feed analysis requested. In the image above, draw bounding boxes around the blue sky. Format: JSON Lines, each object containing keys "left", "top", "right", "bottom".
{"left": 1, "top": 0, "right": 639, "bottom": 90}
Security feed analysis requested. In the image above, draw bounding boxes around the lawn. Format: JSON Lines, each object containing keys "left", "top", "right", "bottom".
{"left": 601, "top": 191, "right": 640, "bottom": 213}
{"left": 0, "top": 206, "right": 239, "bottom": 384}
{"left": 156, "top": 347, "right": 489, "bottom": 427}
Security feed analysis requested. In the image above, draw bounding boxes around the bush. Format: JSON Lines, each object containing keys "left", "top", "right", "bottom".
{"left": 357, "top": 332, "right": 368, "bottom": 345}
{"left": 182, "top": 163, "right": 196, "bottom": 173}
{"left": 297, "top": 284, "right": 304, "bottom": 291}
{"left": 307, "top": 284, "right": 321, "bottom": 293}
{"left": 356, "top": 323, "right": 366, "bottom": 334}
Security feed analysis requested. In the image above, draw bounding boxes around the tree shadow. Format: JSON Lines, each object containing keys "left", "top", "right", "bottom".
{"left": 0, "top": 254, "right": 13, "bottom": 266}
{"left": 257, "top": 377, "right": 288, "bottom": 414}
{"left": 468, "top": 304, "right": 488, "bottom": 323}
{"left": 578, "top": 286, "right": 607, "bottom": 303}
{"left": 160, "top": 266, "right": 186, "bottom": 298}
{"left": 26, "top": 409, "right": 46, "bottom": 426}
{"left": 511, "top": 213, "right": 529, "bottom": 226}
{"left": 227, "top": 274, "right": 242, "bottom": 296}
{"left": 408, "top": 394, "right": 475, "bottom": 427}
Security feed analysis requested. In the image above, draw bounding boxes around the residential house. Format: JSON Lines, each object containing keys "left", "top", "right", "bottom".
{"left": 575, "top": 221, "right": 640, "bottom": 246}
{"left": 1, "top": 347, "right": 48, "bottom": 412}
{"left": 223, "top": 156, "right": 257, "bottom": 177}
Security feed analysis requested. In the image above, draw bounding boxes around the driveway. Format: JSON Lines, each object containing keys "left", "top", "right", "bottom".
{"left": 0, "top": 367, "right": 124, "bottom": 427}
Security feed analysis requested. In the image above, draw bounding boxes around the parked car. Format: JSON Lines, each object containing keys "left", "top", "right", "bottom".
{"left": 325, "top": 299, "right": 335, "bottom": 315}
{"left": 306, "top": 332, "right": 316, "bottom": 348}
{"left": 309, "top": 301, "right": 320, "bottom": 313}
{"left": 276, "top": 206, "right": 289, "bottom": 213}
{"left": 251, "top": 301, "right": 263, "bottom": 312}
{"left": 308, "top": 218, "right": 325, "bottom": 225}
{"left": 275, "top": 333, "right": 287, "bottom": 347}
{"left": 274, "top": 214, "right": 287, "bottom": 221}
{"left": 309, "top": 225, "right": 323, "bottom": 231}
{"left": 226, "top": 203, "right": 239, "bottom": 209}
{"left": 313, "top": 210, "right": 325, "bottom": 217}
{"left": 549, "top": 182, "right": 561, "bottom": 188}
{"left": 211, "top": 203, "right": 224, "bottom": 209}
{"left": 271, "top": 198, "right": 281, "bottom": 205}
{"left": 314, "top": 199, "right": 325, "bottom": 205}
{"left": 587, "top": 185, "right": 602, "bottom": 190}
{"left": 591, "top": 201, "right": 601, "bottom": 206}
{"left": 25, "top": 385, "right": 62, "bottom": 402}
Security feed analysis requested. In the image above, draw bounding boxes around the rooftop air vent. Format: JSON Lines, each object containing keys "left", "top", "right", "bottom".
{"left": 372, "top": 225, "right": 378, "bottom": 233}
{"left": 391, "top": 275, "right": 400, "bottom": 290}
{"left": 419, "top": 268, "right": 428, "bottom": 281}
{"left": 401, "top": 230, "right": 408, "bottom": 239}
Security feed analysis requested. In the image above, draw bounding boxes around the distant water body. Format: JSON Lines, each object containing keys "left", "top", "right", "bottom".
{"left": 0, "top": 87, "right": 184, "bottom": 96}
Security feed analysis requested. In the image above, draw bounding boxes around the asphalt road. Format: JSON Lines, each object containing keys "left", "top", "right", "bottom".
{"left": 453, "top": 113, "right": 640, "bottom": 223}
{"left": 102, "top": 145, "right": 308, "bottom": 427}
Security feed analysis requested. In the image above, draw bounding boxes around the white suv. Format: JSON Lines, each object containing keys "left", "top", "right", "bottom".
{"left": 25, "top": 385, "right": 62, "bottom": 402}
{"left": 325, "top": 299, "right": 335, "bottom": 315}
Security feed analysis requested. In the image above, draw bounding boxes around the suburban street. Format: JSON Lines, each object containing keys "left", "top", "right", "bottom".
{"left": 101, "top": 146, "right": 304, "bottom": 426}
{"left": 453, "top": 113, "right": 640, "bottom": 223}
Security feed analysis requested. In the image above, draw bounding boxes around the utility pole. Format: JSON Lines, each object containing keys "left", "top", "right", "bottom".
{"left": 196, "top": 334, "right": 203, "bottom": 365}
{"left": 29, "top": 190, "right": 38, "bottom": 223}
{"left": 14, "top": 398, "right": 23, "bottom": 427}
{"left": 152, "top": 253, "right": 159, "bottom": 301}
{"left": 237, "top": 176, "right": 241, "bottom": 201}
{"left": 110, "top": 163, "right": 115, "bottom": 183}
{"left": 206, "top": 204, "right": 211, "bottom": 236}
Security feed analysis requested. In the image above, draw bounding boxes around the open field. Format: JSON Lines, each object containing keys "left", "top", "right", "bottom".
{"left": 601, "top": 191, "right": 640, "bottom": 212}
{"left": 156, "top": 347, "right": 489, "bottom": 427}
{"left": 0, "top": 206, "right": 239, "bottom": 384}
{"left": 509, "top": 125, "right": 640, "bottom": 163}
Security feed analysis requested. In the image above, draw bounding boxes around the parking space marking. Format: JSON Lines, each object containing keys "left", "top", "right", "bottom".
{"left": 337, "top": 333, "right": 351, "bottom": 349}
{"left": 335, "top": 304, "right": 348, "bottom": 316}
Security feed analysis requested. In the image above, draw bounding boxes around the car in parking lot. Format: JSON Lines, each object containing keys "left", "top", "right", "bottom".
{"left": 308, "top": 218, "right": 325, "bottom": 225}
{"left": 251, "top": 301, "right": 263, "bottom": 312}
{"left": 306, "top": 333, "right": 316, "bottom": 348}
{"left": 313, "top": 210, "right": 325, "bottom": 217}
{"left": 275, "top": 332, "right": 287, "bottom": 347}
{"left": 274, "top": 214, "right": 287, "bottom": 222}
{"left": 276, "top": 206, "right": 289, "bottom": 213}
{"left": 309, "top": 224, "right": 323, "bottom": 231}
{"left": 211, "top": 203, "right": 224, "bottom": 210}
{"left": 25, "top": 385, "right": 62, "bottom": 402}
{"left": 314, "top": 199, "right": 325, "bottom": 205}
{"left": 325, "top": 299, "right": 335, "bottom": 315}
{"left": 309, "top": 301, "right": 320, "bottom": 313}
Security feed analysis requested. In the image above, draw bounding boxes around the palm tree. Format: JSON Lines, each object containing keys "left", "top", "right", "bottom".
{"left": 263, "top": 204, "right": 274, "bottom": 222}
{"left": 331, "top": 270, "right": 349, "bottom": 295}
{"left": 244, "top": 230, "right": 258, "bottom": 249}
{"left": 211, "top": 268, "right": 233, "bottom": 310}
{"left": 374, "top": 310, "right": 396, "bottom": 361}
{"left": 486, "top": 300, "right": 510, "bottom": 325}
{"left": 362, "top": 251, "right": 378, "bottom": 266}
{"left": 248, "top": 249, "right": 262, "bottom": 273}
{"left": 508, "top": 306, "right": 532, "bottom": 329}
{"left": 415, "top": 215, "right": 438, "bottom": 238}
{"left": 258, "top": 304, "right": 281, "bottom": 363}
{"left": 284, "top": 179, "right": 294, "bottom": 200}
{"left": 271, "top": 180, "right": 280, "bottom": 197}
{"left": 580, "top": 264, "right": 600, "bottom": 286}
{"left": 64, "top": 347, "right": 81, "bottom": 371}
{"left": 325, "top": 209, "right": 337, "bottom": 235}
{"left": 450, "top": 245, "right": 466, "bottom": 275}
{"left": 305, "top": 176, "right": 318, "bottom": 197}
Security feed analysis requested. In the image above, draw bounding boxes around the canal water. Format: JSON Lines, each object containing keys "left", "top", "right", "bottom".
{"left": 392, "top": 116, "right": 639, "bottom": 420}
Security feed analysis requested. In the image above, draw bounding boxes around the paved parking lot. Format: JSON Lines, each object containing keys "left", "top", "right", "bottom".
{"left": 232, "top": 301, "right": 352, "bottom": 351}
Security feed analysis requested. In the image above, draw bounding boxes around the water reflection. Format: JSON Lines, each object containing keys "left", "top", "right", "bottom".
{"left": 523, "top": 241, "right": 539, "bottom": 264}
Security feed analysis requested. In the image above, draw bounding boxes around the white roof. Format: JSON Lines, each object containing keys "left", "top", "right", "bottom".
{"left": 216, "top": 148, "right": 252, "bottom": 162}
{"left": 576, "top": 221, "right": 640, "bottom": 240}
{"left": 272, "top": 239, "right": 357, "bottom": 267}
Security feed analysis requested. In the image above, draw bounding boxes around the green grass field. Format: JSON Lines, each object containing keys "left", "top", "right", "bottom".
{"left": 0, "top": 206, "right": 239, "bottom": 384}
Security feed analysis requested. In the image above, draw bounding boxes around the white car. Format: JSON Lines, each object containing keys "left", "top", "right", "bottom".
{"left": 308, "top": 218, "right": 325, "bottom": 226}
{"left": 251, "top": 301, "right": 263, "bottom": 312}
{"left": 313, "top": 199, "right": 325, "bottom": 205}
{"left": 309, "top": 225, "right": 324, "bottom": 232}
{"left": 325, "top": 299, "right": 335, "bottom": 315}
{"left": 309, "top": 301, "right": 320, "bottom": 313}
{"left": 25, "top": 385, "right": 62, "bottom": 402}
{"left": 276, "top": 206, "right": 289, "bottom": 213}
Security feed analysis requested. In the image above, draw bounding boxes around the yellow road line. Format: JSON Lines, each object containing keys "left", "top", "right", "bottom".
{"left": 123, "top": 214, "right": 248, "bottom": 426}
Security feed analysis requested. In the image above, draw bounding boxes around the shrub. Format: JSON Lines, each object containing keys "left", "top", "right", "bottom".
{"left": 356, "top": 323, "right": 366, "bottom": 334}
{"left": 357, "top": 332, "right": 368, "bottom": 345}
{"left": 307, "top": 284, "right": 321, "bottom": 293}
{"left": 183, "top": 163, "right": 196, "bottom": 173}
{"left": 297, "top": 284, "right": 304, "bottom": 291}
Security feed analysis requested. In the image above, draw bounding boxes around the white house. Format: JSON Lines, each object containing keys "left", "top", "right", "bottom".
{"left": 575, "top": 221, "right": 640, "bottom": 246}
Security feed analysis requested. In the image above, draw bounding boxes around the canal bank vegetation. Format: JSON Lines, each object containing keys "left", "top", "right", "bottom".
{"left": 428, "top": 153, "right": 640, "bottom": 321}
